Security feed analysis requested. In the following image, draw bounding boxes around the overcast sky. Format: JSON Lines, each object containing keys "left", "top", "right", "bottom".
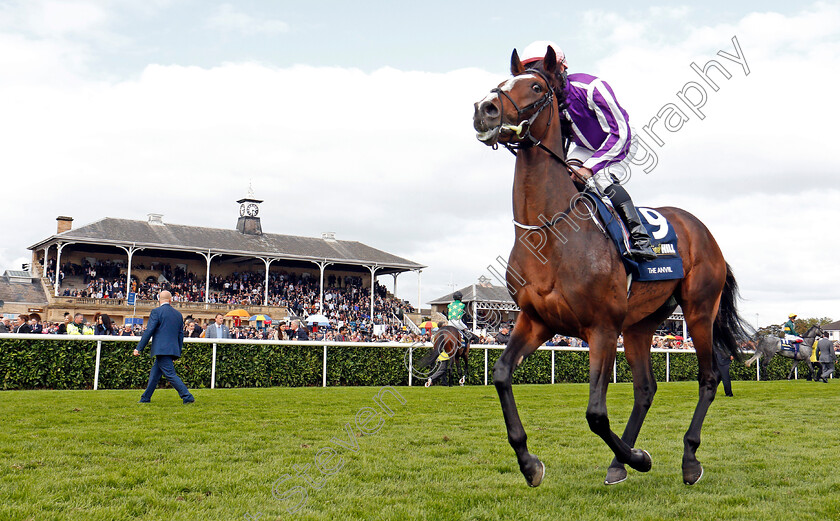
{"left": 1, "top": 1, "right": 838, "bottom": 328}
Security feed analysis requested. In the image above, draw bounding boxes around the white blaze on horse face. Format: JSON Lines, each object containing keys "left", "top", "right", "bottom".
{"left": 500, "top": 75, "right": 536, "bottom": 93}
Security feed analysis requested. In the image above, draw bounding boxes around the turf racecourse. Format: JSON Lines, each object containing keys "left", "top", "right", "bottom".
{"left": 2, "top": 381, "right": 839, "bottom": 521}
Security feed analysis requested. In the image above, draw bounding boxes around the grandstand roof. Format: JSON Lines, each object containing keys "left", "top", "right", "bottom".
{"left": 29, "top": 217, "right": 424, "bottom": 273}
{"left": 428, "top": 283, "right": 514, "bottom": 305}
{"left": 0, "top": 272, "right": 47, "bottom": 305}
{"left": 823, "top": 320, "right": 840, "bottom": 331}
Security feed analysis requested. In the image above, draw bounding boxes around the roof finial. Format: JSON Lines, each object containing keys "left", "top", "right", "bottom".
{"left": 247, "top": 179, "right": 255, "bottom": 199}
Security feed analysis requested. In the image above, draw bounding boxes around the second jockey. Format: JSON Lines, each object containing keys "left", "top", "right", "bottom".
{"left": 783, "top": 313, "right": 803, "bottom": 344}
{"left": 447, "top": 291, "right": 479, "bottom": 345}
{"left": 519, "top": 40, "right": 657, "bottom": 262}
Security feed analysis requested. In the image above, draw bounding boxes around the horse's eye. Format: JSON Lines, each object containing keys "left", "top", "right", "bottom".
{"left": 531, "top": 83, "right": 542, "bottom": 93}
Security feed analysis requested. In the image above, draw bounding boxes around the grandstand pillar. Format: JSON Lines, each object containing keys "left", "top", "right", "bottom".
{"left": 367, "top": 264, "right": 381, "bottom": 324}
{"left": 313, "top": 260, "right": 333, "bottom": 313}
{"left": 117, "top": 244, "right": 143, "bottom": 299}
{"left": 197, "top": 251, "right": 221, "bottom": 303}
{"left": 417, "top": 270, "right": 422, "bottom": 313}
{"left": 259, "top": 257, "right": 277, "bottom": 306}
{"left": 391, "top": 273, "right": 399, "bottom": 297}
{"left": 54, "top": 242, "right": 70, "bottom": 297}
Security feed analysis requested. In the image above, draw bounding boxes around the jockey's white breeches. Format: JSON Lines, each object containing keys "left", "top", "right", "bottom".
{"left": 568, "top": 131, "right": 639, "bottom": 193}
{"left": 449, "top": 319, "right": 468, "bottom": 332}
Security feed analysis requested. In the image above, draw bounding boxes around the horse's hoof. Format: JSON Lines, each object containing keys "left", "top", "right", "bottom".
{"left": 424, "top": 379, "right": 431, "bottom": 388}
{"left": 522, "top": 457, "right": 545, "bottom": 487}
{"left": 683, "top": 462, "right": 704, "bottom": 485}
{"left": 459, "top": 376, "right": 465, "bottom": 386}
{"left": 604, "top": 465, "right": 627, "bottom": 485}
{"left": 627, "top": 449, "right": 652, "bottom": 473}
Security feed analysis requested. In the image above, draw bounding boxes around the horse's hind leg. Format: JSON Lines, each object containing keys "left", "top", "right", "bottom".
{"left": 680, "top": 309, "right": 719, "bottom": 485}
{"left": 493, "top": 313, "right": 552, "bottom": 486}
{"left": 788, "top": 360, "right": 798, "bottom": 380}
{"left": 605, "top": 325, "right": 659, "bottom": 485}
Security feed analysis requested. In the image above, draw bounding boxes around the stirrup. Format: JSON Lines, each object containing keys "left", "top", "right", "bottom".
{"left": 630, "top": 244, "right": 657, "bottom": 262}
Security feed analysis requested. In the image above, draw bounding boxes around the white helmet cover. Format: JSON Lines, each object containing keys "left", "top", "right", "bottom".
{"left": 520, "top": 40, "right": 567, "bottom": 67}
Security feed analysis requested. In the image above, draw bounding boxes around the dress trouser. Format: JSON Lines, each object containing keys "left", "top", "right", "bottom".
{"left": 820, "top": 361, "right": 835, "bottom": 380}
{"left": 141, "top": 355, "right": 194, "bottom": 401}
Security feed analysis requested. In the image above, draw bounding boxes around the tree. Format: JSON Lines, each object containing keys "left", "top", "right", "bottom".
{"left": 795, "top": 316, "right": 833, "bottom": 335}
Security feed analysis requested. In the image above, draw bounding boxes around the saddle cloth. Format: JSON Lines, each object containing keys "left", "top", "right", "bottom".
{"left": 583, "top": 192, "right": 684, "bottom": 282}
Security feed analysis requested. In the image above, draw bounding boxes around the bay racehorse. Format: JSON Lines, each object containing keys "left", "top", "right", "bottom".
{"left": 745, "top": 324, "right": 823, "bottom": 380}
{"left": 472, "top": 48, "right": 752, "bottom": 486}
{"left": 417, "top": 325, "right": 471, "bottom": 387}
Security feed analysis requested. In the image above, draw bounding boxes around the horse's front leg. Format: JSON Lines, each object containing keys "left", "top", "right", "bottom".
{"left": 587, "top": 329, "right": 652, "bottom": 477}
{"left": 493, "top": 313, "right": 551, "bottom": 486}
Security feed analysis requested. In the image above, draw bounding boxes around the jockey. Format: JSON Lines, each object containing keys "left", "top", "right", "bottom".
{"left": 447, "top": 291, "right": 478, "bottom": 344}
{"left": 783, "top": 313, "right": 803, "bottom": 344}
{"left": 519, "top": 40, "right": 657, "bottom": 262}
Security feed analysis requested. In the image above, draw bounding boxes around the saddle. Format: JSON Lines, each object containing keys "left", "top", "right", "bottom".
{"left": 583, "top": 191, "right": 684, "bottom": 282}
{"left": 780, "top": 338, "right": 803, "bottom": 353}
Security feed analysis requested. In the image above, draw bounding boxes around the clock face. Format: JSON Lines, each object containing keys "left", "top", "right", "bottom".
{"left": 239, "top": 203, "right": 246, "bottom": 217}
{"left": 246, "top": 203, "right": 259, "bottom": 217}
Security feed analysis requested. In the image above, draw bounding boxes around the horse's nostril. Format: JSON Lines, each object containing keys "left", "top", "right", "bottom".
{"left": 480, "top": 101, "right": 499, "bottom": 118}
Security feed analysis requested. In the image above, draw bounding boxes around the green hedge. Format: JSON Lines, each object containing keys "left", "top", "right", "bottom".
{"left": 0, "top": 338, "right": 803, "bottom": 390}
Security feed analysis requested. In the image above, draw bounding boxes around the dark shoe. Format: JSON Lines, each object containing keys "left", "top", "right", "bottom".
{"left": 183, "top": 398, "right": 195, "bottom": 404}
{"left": 725, "top": 393, "right": 734, "bottom": 397}
{"left": 138, "top": 400, "right": 150, "bottom": 403}
{"left": 614, "top": 201, "right": 658, "bottom": 262}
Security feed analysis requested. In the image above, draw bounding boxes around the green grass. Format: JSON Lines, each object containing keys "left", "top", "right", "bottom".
{"left": 1, "top": 380, "right": 840, "bottom": 521}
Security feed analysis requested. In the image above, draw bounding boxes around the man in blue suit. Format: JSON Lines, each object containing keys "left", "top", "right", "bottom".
{"left": 133, "top": 290, "right": 195, "bottom": 404}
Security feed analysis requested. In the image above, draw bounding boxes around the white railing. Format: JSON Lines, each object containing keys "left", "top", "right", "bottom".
{"left": 402, "top": 314, "right": 421, "bottom": 335}
{"left": 0, "top": 333, "right": 767, "bottom": 390}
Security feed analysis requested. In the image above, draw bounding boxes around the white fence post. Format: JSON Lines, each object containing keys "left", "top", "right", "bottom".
{"left": 323, "top": 345, "right": 327, "bottom": 387}
{"left": 93, "top": 340, "right": 102, "bottom": 390}
{"left": 613, "top": 358, "right": 617, "bottom": 384}
{"left": 551, "top": 349, "right": 555, "bottom": 384}
{"left": 757, "top": 361, "right": 760, "bottom": 381}
{"left": 666, "top": 352, "right": 670, "bottom": 383}
{"left": 211, "top": 343, "right": 217, "bottom": 389}
{"left": 408, "top": 349, "right": 413, "bottom": 387}
{"left": 484, "top": 348, "right": 489, "bottom": 386}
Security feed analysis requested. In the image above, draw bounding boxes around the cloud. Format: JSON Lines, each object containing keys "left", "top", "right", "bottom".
{"left": 0, "top": 3, "right": 838, "bottom": 325}
{"left": 205, "top": 4, "right": 289, "bottom": 35}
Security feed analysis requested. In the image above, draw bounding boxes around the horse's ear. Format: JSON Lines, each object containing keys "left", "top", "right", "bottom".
{"left": 544, "top": 46, "right": 557, "bottom": 75}
{"left": 511, "top": 49, "right": 525, "bottom": 75}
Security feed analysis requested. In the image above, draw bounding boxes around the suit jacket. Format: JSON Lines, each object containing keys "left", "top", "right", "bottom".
{"left": 136, "top": 303, "right": 185, "bottom": 358}
{"left": 817, "top": 338, "right": 836, "bottom": 363}
{"left": 205, "top": 323, "right": 230, "bottom": 339}
{"left": 14, "top": 324, "right": 32, "bottom": 334}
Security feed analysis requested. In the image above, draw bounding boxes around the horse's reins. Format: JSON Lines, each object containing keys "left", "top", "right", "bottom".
{"left": 492, "top": 69, "right": 597, "bottom": 232}
{"left": 491, "top": 69, "right": 581, "bottom": 178}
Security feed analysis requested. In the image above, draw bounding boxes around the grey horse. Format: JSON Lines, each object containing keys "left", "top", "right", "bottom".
{"left": 745, "top": 325, "right": 824, "bottom": 380}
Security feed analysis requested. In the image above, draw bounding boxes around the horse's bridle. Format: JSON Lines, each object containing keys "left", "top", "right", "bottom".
{"left": 491, "top": 69, "right": 577, "bottom": 177}
{"left": 491, "top": 69, "right": 594, "bottom": 232}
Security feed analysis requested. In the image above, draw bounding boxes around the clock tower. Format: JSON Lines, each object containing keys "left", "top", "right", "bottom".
{"left": 236, "top": 187, "right": 263, "bottom": 236}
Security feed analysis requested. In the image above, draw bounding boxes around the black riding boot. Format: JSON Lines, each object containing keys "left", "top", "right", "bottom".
{"left": 605, "top": 183, "right": 657, "bottom": 262}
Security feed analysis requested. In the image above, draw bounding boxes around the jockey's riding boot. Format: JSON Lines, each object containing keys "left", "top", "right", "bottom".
{"left": 606, "top": 183, "right": 657, "bottom": 262}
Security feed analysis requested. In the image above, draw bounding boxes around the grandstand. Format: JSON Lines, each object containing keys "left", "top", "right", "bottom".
{"left": 16, "top": 194, "right": 424, "bottom": 329}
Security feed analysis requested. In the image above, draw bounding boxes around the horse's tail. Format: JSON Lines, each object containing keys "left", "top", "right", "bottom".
{"left": 713, "top": 263, "right": 754, "bottom": 362}
{"left": 416, "top": 330, "right": 447, "bottom": 369}
{"left": 415, "top": 341, "right": 440, "bottom": 370}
